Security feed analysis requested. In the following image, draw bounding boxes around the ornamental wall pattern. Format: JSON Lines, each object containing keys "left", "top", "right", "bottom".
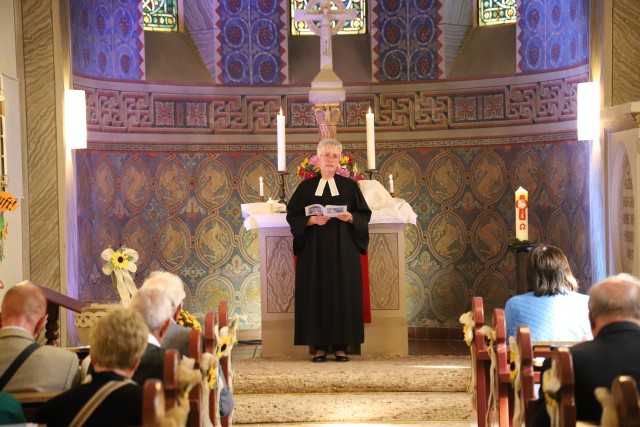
{"left": 518, "top": 0, "right": 589, "bottom": 72}
{"left": 69, "top": 0, "right": 144, "bottom": 80}
{"left": 76, "top": 72, "right": 586, "bottom": 134}
{"left": 75, "top": 138, "right": 591, "bottom": 330}
{"left": 67, "top": 0, "right": 587, "bottom": 83}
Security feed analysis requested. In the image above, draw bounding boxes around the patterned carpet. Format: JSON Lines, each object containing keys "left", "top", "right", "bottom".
{"left": 231, "top": 355, "right": 474, "bottom": 425}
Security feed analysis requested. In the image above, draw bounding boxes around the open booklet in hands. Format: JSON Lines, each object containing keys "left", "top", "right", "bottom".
{"left": 305, "top": 204, "right": 347, "bottom": 217}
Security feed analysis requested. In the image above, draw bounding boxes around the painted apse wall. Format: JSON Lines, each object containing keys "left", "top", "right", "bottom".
{"left": 71, "top": 0, "right": 592, "bottom": 333}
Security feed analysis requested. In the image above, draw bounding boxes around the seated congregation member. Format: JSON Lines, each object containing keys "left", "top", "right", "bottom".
{"left": 0, "top": 281, "right": 79, "bottom": 392}
{"left": 142, "top": 271, "right": 190, "bottom": 357}
{"left": 38, "top": 306, "right": 148, "bottom": 427}
{"left": 141, "top": 271, "right": 235, "bottom": 417}
{"left": 0, "top": 392, "right": 26, "bottom": 424}
{"left": 505, "top": 244, "right": 591, "bottom": 342}
{"left": 130, "top": 286, "right": 174, "bottom": 385}
{"left": 532, "top": 273, "right": 640, "bottom": 425}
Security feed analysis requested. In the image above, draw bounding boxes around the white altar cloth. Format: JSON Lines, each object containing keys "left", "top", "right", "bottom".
{"left": 241, "top": 180, "right": 417, "bottom": 230}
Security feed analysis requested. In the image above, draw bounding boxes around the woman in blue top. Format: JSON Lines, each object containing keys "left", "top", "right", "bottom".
{"left": 505, "top": 244, "right": 591, "bottom": 342}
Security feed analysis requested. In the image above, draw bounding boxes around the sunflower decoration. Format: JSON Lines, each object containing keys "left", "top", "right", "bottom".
{"left": 297, "top": 154, "right": 363, "bottom": 182}
{"left": 214, "top": 314, "right": 240, "bottom": 360}
{"left": 177, "top": 309, "right": 202, "bottom": 331}
{"left": 200, "top": 352, "right": 219, "bottom": 390}
{"left": 101, "top": 246, "right": 138, "bottom": 305}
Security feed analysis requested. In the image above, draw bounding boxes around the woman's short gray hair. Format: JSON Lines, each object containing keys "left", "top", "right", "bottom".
{"left": 317, "top": 138, "right": 342, "bottom": 155}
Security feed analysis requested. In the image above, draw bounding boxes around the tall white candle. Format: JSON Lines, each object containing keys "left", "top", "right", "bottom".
{"left": 366, "top": 108, "right": 376, "bottom": 170}
{"left": 389, "top": 174, "right": 394, "bottom": 194}
{"left": 515, "top": 186, "right": 528, "bottom": 241}
{"left": 277, "top": 109, "right": 286, "bottom": 171}
{"left": 259, "top": 176, "right": 264, "bottom": 197}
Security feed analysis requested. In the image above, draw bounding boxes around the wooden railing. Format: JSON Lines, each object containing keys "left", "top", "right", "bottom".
{"left": 35, "top": 284, "right": 86, "bottom": 346}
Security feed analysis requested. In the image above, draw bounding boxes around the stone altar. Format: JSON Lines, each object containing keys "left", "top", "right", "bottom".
{"left": 243, "top": 196, "right": 416, "bottom": 357}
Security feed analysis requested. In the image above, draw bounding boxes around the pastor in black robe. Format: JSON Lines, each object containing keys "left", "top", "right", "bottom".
{"left": 286, "top": 174, "right": 371, "bottom": 347}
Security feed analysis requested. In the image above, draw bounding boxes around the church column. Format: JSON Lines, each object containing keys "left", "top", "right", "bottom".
{"left": 18, "top": 0, "right": 72, "bottom": 343}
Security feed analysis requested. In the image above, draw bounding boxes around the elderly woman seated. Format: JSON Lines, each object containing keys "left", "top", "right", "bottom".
{"left": 505, "top": 244, "right": 591, "bottom": 342}
{"left": 38, "top": 307, "right": 149, "bottom": 427}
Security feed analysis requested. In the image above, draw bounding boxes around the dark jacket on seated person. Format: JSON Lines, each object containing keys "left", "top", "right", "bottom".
{"left": 37, "top": 371, "right": 142, "bottom": 427}
{"left": 533, "top": 321, "right": 640, "bottom": 425}
{"left": 132, "top": 342, "right": 165, "bottom": 385}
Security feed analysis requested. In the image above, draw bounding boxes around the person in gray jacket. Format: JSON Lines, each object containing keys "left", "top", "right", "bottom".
{"left": 0, "top": 281, "right": 79, "bottom": 392}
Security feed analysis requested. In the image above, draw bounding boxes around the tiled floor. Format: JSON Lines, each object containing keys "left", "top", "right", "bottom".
{"left": 233, "top": 339, "right": 469, "bottom": 359}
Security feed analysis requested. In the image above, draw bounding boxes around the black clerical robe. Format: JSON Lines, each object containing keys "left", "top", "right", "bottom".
{"left": 286, "top": 174, "right": 371, "bottom": 346}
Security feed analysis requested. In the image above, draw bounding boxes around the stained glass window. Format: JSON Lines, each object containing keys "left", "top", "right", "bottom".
{"left": 479, "top": 0, "right": 516, "bottom": 26}
{"left": 143, "top": 0, "right": 178, "bottom": 32}
{"left": 291, "top": 0, "right": 366, "bottom": 35}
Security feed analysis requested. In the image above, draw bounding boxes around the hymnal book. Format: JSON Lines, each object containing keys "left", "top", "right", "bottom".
{"left": 305, "top": 204, "right": 347, "bottom": 217}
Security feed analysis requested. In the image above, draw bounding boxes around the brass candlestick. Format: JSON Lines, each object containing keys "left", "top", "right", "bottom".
{"left": 277, "top": 171, "right": 288, "bottom": 204}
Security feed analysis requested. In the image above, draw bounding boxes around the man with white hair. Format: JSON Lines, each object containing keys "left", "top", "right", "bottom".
{"left": 141, "top": 271, "right": 190, "bottom": 356}
{"left": 129, "top": 286, "right": 173, "bottom": 385}
{"left": 533, "top": 273, "right": 640, "bottom": 424}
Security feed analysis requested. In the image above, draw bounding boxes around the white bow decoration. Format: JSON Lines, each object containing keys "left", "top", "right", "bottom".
{"left": 101, "top": 246, "right": 139, "bottom": 305}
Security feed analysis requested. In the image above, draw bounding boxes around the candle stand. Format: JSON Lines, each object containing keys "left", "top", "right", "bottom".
{"left": 365, "top": 169, "right": 378, "bottom": 181}
{"left": 259, "top": 195, "right": 265, "bottom": 202}
{"left": 277, "top": 171, "right": 288, "bottom": 204}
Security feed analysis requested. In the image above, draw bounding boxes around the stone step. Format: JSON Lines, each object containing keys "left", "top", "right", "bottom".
{"left": 233, "top": 391, "right": 474, "bottom": 424}
{"left": 239, "top": 423, "right": 476, "bottom": 427}
{"left": 232, "top": 355, "right": 471, "bottom": 395}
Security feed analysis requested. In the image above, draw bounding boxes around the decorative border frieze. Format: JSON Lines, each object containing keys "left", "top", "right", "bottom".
{"left": 77, "top": 71, "right": 587, "bottom": 136}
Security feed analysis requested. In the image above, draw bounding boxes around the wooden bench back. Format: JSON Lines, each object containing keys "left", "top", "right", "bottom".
{"left": 205, "top": 311, "right": 220, "bottom": 427}
{"left": 188, "top": 328, "right": 204, "bottom": 427}
{"left": 142, "top": 379, "right": 166, "bottom": 427}
{"left": 552, "top": 347, "right": 577, "bottom": 427}
{"left": 163, "top": 349, "right": 180, "bottom": 411}
{"left": 514, "top": 325, "right": 537, "bottom": 427}
{"left": 471, "top": 296, "right": 490, "bottom": 427}
{"left": 612, "top": 375, "right": 640, "bottom": 427}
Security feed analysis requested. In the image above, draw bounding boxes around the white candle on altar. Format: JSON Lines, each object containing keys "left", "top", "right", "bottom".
{"left": 277, "top": 109, "right": 286, "bottom": 172}
{"left": 389, "top": 174, "right": 394, "bottom": 194}
{"left": 515, "top": 186, "right": 528, "bottom": 241}
{"left": 259, "top": 176, "right": 264, "bottom": 197}
{"left": 366, "top": 108, "right": 376, "bottom": 170}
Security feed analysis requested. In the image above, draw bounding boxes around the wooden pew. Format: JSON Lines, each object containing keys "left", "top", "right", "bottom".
{"left": 611, "top": 375, "right": 640, "bottom": 427}
{"left": 542, "top": 347, "right": 576, "bottom": 427}
{"left": 205, "top": 311, "right": 221, "bottom": 427}
{"left": 163, "top": 349, "right": 180, "bottom": 412}
{"left": 487, "top": 308, "right": 512, "bottom": 426}
{"left": 142, "top": 379, "right": 166, "bottom": 427}
{"left": 188, "top": 328, "right": 204, "bottom": 427}
{"left": 470, "top": 296, "right": 491, "bottom": 427}
{"left": 512, "top": 325, "right": 537, "bottom": 427}
{"left": 218, "top": 300, "right": 233, "bottom": 427}
{"left": 11, "top": 390, "right": 60, "bottom": 422}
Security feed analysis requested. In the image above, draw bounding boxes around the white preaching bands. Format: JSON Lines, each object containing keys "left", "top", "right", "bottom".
{"left": 315, "top": 178, "right": 339, "bottom": 197}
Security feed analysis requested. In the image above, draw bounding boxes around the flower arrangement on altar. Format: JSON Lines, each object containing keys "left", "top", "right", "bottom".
{"left": 297, "top": 154, "right": 363, "bottom": 181}
{"left": 177, "top": 308, "right": 202, "bottom": 331}
{"left": 101, "top": 246, "right": 138, "bottom": 305}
